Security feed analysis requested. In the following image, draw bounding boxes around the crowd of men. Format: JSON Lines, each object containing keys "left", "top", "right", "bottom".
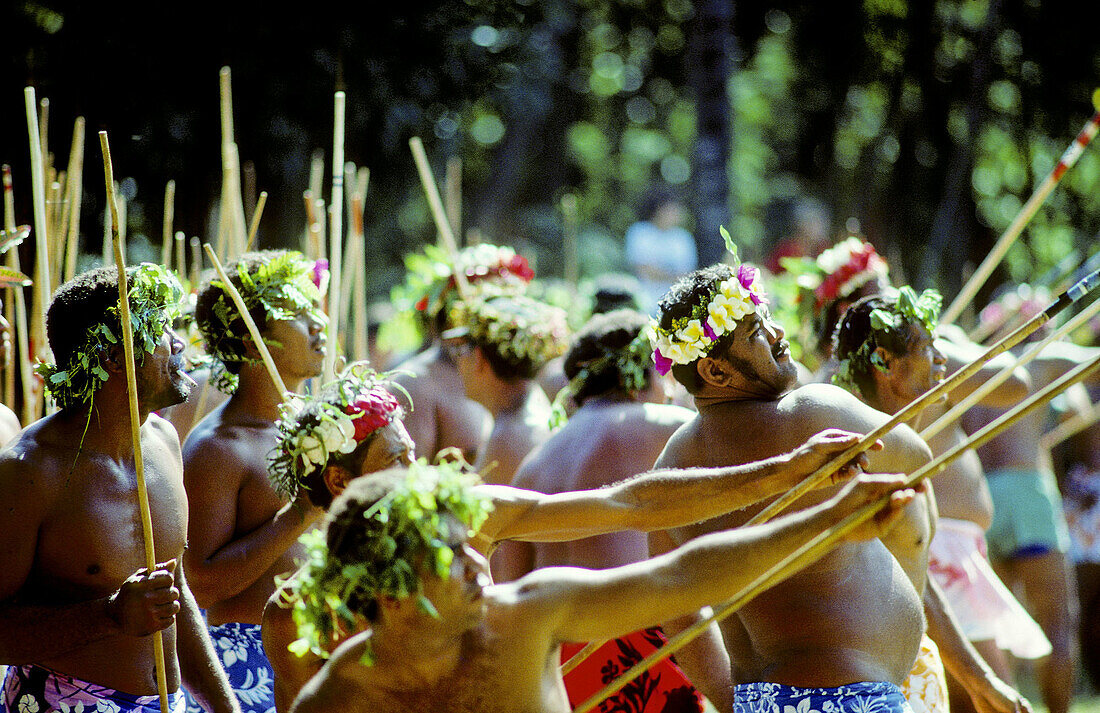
{"left": 0, "top": 221, "right": 1098, "bottom": 713}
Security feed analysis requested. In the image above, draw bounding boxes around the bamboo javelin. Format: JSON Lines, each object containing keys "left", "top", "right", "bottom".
{"left": 99, "top": 130, "right": 171, "bottom": 713}
{"left": 3, "top": 166, "right": 35, "bottom": 423}
{"left": 323, "top": 92, "right": 346, "bottom": 383}
{"left": 25, "top": 88, "right": 54, "bottom": 375}
{"left": 748, "top": 268, "right": 1100, "bottom": 527}
{"left": 574, "top": 349, "right": 1100, "bottom": 713}
{"left": 161, "top": 181, "right": 175, "bottom": 267}
{"left": 922, "top": 274, "right": 1100, "bottom": 440}
{"left": 409, "top": 137, "right": 471, "bottom": 298}
{"left": 941, "top": 95, "right": 1100, "bottom": 326}
{"left": 189, "top": 237, "right": 201, "bottom": 289}
{"left": 63, "top": 118, "right": 85, "bottom": 283}
{"left": 244, "top": 191, "right": 268, "bottom": 252}
{"left": 202, "top": 243, "right": 289, "bottom": 396}
{"left": 1040, "top": 398, "right": 1100, "bottom": 452}
{"left": 445, "top": 156, "right": 462, "bottom": 244}
{"left": 175, "top": 232, "right": 186, "bottom": 281}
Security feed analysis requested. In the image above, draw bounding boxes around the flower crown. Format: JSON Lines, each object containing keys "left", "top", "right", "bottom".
{"left": 648, "top": 228, "right": 768, "bottom": 376}
{"left": 268, "top": 362, "right": 407, "bottom": 501}
{"left": 38, "top": 263, "right": 183, "bottom": 410}
{"left": 197, "top": 250, "right": 325, "bottom": 393}
{"left": 448, "top": 293, "right": 569, "bottom": 373}
{"left": 810, "top": 237, "right": 890, "bottom": 311}
{"left": 833, "top": 286, "right": 942, "bottom": 394}
{"left": 393, "top": 243, "right": 534, "bottom": 322}
{"left": 284, "top": 459, "right": 492, "bottom": 663}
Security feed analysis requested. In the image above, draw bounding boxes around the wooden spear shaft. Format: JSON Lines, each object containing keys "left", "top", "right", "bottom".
{"left": 941, "top": 99, "right": 1100, "bottom": 326}
{"left": 323, "top": 92, "right": 345, "bottom": 383}
{"left": 574, "top": 350, "right": 1100, "bottom": 713}
{"left": 99, "top": 130, "right": 170, "bottom": 713}
{"left": 244, "top": 191, "right": 268, "bottom": 253}
{"left": 202, "top": 244, "right": 289, "bottom": 397}
{"left": 3, "top": 166, "right": 35, "bottom": 424}
{"left": 749, "top": 268, "right": 1100, "bottom": 526}
{"left": 25, "top": 88, "right": 53, "bottom": 387}
{"left": 922, "top": 286, "right": 1100, "bottom": 440}
{"left": 63, "top": 118, "right": 85, "bottom": 284}
{"left": 409, "top": 137, "right": 471, "bottom": 299}
{"left": 161, "top": 180, "right": 175, "bottom": 267}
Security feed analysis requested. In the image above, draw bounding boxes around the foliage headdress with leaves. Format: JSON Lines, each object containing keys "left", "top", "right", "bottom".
{"left": 37, "top": 263, "right": 183, "bottom": 410}
{"left": 647, "top": 227, "right": 769, "bottom": 376}
{"left": 285, "top": 459, "right": 493, "bottom": 662}
{"left": 446, "top": 292, "right": 570, "bottom": 376}
{"left": 195, "top": 250, "right": 325, "bottom": 393}
{"left": 267, "top": 361, "right": 406, "bottom": 502}
{"left": 832, "top": 286, "right": 942, "bottom": 395}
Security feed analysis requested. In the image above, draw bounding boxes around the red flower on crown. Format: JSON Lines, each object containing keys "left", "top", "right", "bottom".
{"left": 814, "top": 243, "right": 886, "bottom": 311}
{"left": 345, "top": 388, "right": 401, "bottom": 441}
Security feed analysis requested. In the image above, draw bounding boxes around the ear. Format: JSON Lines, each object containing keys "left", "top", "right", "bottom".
{"left": 695, "top": 355, "right": 737, "bottom": 387}
{"left": 871, "top": 346, "right": 893, "bottom": 374}
{"left": 101, "top": 344, "right": 126, "bottom": 375}
{"left": 322, "top": 464, "right": 354, "bottom": 498}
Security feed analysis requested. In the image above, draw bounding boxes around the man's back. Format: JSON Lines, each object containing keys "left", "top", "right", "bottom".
{"left": 654, "top": 382, "right": 930, "bottom": 686}
{"left": 0, "top": 411, "right": 188, "bottom": 694}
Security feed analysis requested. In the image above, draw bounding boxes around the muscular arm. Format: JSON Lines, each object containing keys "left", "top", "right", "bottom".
{"left": 924, "top": 578, "right": 1033, "bottom": 713}
{"left": 263, "top": 581, "right": 323, "bottom": 713}
{"left": 175, "top": 563, "right": 241, "bottom": 713}
{"left": 287, "top": 634, "right": 368, "bottom": 713}
{"left": 478, "top": 430, "right": 870, "bottom": 543}
{"left": 182, "top": 439, "right": 318, "bottom": 607}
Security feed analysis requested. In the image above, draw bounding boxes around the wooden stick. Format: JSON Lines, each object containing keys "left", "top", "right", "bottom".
{"left": 445, "top": 156, "right": 462, "bottom": 244}
{"left": 47, "top": 179, "right": 64, "bottom": 291}
{"left": 189, "top": 237, "right": 201, "bottom": 288}
{"left": 323, "top": 92, "right": 346, "bottom": 383}
{"left": 161, "top": 180, "right": 175, "bottom": 267}
{"left": 941, "top": 100, "right": 1100, "bottom": 326}
{"left": 174, "top": 232, "right": 186, "bottom": 282}
{"left": 561, "top": 193, "right": 579, "bottom": 285}
{"left": 98, "top": 130, "right": 170, "bottom": 713}
{"left": 2, "top": 166, "right": 34, "bottom": 422}
{"left": 573, "top": 349, "right": 1100, "bottom": 713}
{"left": 408, "top": 137, "right": 470, "bottom": 298}
{"left": 922, "top": 288, "right": 1100, "bottom": 440}
{"left": 352, "top": 169, "right": 370, "bottom": 363}
{"left": 302, "top": 190, "right": 315, "bottom": 256}
{"left": 63, "top": 118, "right": 85, "bottom": 283}
{"left": 749, "top": 268, "right": 1100, "bottom": 526}
{"left": 38, "top": 97, "right": 49, "bottom": 175}
{"left": 202, "top": 243, "right": 289, "bottom": 396}
{"left": 25, "top": 88, "right": 53, "bottom": 366}
{"left": 244, "top": 191, "right": 267, "bottom": 252}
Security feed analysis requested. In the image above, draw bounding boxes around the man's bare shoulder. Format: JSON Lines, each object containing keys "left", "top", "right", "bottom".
{"left": 181, "top": 409, "right": 271, "bottom": 485}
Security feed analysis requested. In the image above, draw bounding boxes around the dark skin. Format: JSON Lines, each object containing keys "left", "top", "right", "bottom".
{"left": 183, "top": 308, "right": 326, "bottom": 626}
{"left": 650, "top": 310, "right": 933, "bottom": 703}
{"left": 0, "top": 330, "right": 237, "bottom": 711}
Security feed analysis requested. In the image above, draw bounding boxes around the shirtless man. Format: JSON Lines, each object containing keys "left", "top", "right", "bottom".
{"left": 833, "top": 289, "right": 1037, "bottom": 713}
{"left": 0, "top": 265, "right": 238, "bottom": 713}
{"left": 182, "top": 251, "right": 327, "bottom": 712}
{"left": 261, "top": 362, "right": 878, "bottom": 711}
{"left": 510, "top": 309, "right": 705, "bottom": 711}
{"left": 391, "top": 244, "right": 533, "bottom": 463}
{"left": 963, "top": 333, "right": 1100, "bottom": 713}
{"left": 647, "top": 261, "right": 932, "bottom": 713}
{"left": 287, "top": 464, "right": 920, "bottom": 713}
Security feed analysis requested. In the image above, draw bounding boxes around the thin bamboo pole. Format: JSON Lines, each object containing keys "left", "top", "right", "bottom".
{"left": 2, "top": 167, "right": 33, "bottom": 422}
{"left": 202, "top": 244, "right": 289, "bottom": 396}
{"left": 189, "top": 237, "right": 201, "bottom": 289}
{"left": 941, "top": 99, "right": 1100, "bottom": 326}
{"left": 244, "top": 192, "right": 267, "bottom": 253}
{"left": 574, "top": 350, "right": 1100, "bottom": 713}
{"left": 99, "top": 130, "right": 171, "bottom": 713}
{"left": 63, "top": 118, "right": 85, "bottom": 283}
{"left": 1040, "top": 398, "right": 1100, "bottom": 452}
{"left": 25, "top": 88, "right": 53, "bottom": 419}
{"left": 174, "top": 232, "right": 186, "bottom": 281}
{"left": 161, "top": 180, "right": 175, "bottom": 267}
{"left": 408, "top": 137, "right": 470, "bottom": 298}
{"left": 445, "top": 156, "right": 462, "bottom": 245}
{"left": 323, "top": 92, "right": 346, "bottom": 383}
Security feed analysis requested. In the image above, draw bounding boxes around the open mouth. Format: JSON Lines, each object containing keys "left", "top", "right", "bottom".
{"left": 773, "top": 342, "right": 790, "bottom": 360}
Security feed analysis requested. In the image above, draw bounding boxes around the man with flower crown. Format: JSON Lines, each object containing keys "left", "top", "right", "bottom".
{"left": 180, "top": 251, "right": 330, "bottom": 713}
{"left": 389, "top": 244, "right": 534, "bottom": 464}
{"left": 0, "top": 265, "right": 239, "bottom": 713}
{"left": 646, "top": 228, "right": 934, "bottom": 713}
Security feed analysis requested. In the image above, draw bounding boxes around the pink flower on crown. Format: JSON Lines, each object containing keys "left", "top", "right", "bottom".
{"left": 737, "top": 264, "right": 768, "bottom": 306}
{"left": 653, "top": 348, "right": 672, "bottom": 376}
{"left": 312, "top": 259, "right": 329, "bottom": 290}
{"left": 346, "top": 388, "right": 401, "bottom": 441}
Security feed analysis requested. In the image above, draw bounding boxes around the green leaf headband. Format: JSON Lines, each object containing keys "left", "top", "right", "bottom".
{"left": 284, "top": 459, "right": 492, "bottom": 663}
{"left": 549, "top": 329, "right": 653, "bottom": 429}
{"left": 447, "top": 293, "right": 570, "bottom": 373}
{"left": 37, "top": 263, "right": 183, "bottom": 411}
{"left": 833, "top": 286, "right": 943, "bottom": 394}
{"left": 197, "top": 250, "right": 324, "bottom": 393}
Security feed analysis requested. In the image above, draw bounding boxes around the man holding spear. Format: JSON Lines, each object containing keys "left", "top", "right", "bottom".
{"left": 0, "top": 265, "right": 238, "bottom": 713}
{"left": 181, "top": 250, "right": 328, "bottom": 713}
{"left": 645, "top": 243, "right": 933, "bottom": 713}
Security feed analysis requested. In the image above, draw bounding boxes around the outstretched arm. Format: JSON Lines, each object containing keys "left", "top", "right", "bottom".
{"left": 516, "top": 474, "right": 919, "bottom": 647}
{"left": 479, "top": 429, "right": 876, "bottom": 543}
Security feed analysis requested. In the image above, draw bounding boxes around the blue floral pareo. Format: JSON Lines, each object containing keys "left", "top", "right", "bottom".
{"left": 734, "top": 682, "right": 916, "bottom": 713}
{"left": 183, "top": 623, "right": 274, "bottom": 713}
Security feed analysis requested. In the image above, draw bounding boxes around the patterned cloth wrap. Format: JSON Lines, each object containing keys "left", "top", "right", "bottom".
{"left": 183, "top": 623, "right": 273, "bottom": 713}
{"left": 900, "top": 636, "right": 949, "bottom": 713}
{"left": 0, "top": 664, "right": 184, "bottom": 713}
{"left": 1064, "top": 465, "right": 1100, "bottom": 565}
{"left": 733, "top": 681, "right": 915, "bottom": 713}
{"left": 560, "top": 627, "right": 704, "bottom": 712}
{"left": 928, "top": 517, "right": 1051, "bottom": 660}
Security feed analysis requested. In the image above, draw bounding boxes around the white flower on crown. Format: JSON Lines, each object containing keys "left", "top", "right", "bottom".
{"left": 816, "top": 237, "right": 865, "bottom": 274}
{"left": 707, "top": 279, "right": 755, "bottom": 335}
{"left": 316, "top": 414, "right": 357, "bottom": 454}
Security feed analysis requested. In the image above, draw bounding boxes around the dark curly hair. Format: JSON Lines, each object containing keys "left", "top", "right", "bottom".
{"left": 833, "top": 294, "right": 922, "bottom": 398}
{"left": 564, "top": 310, "right": 652, "bottom": 405}
{"left": 194, "top": 251, "right": 278, "bottom": 376}
{"left": 656, "top": 263, "right": 737, "bottom": 393}
{"left": 47, "top": 266, "right": 125, "bottom": 369}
